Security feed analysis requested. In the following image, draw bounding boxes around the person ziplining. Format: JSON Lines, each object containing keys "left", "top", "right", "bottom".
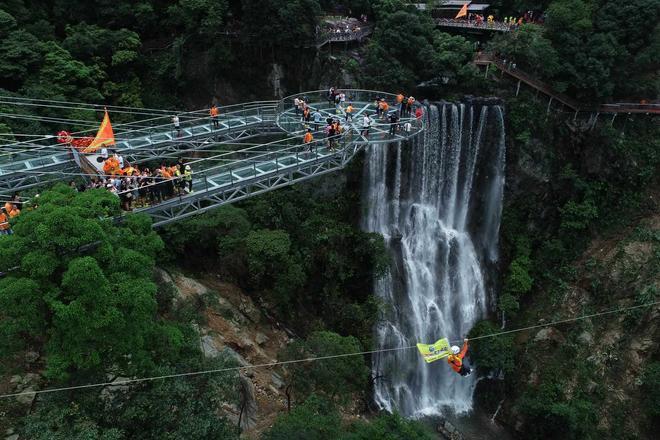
{"left": 416, "top": 337, "right": 472, "bottom": 376}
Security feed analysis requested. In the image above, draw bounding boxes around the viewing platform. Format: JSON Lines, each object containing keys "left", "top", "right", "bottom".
{"left": 0, "top": 90, "right": 425, "bottom": 226}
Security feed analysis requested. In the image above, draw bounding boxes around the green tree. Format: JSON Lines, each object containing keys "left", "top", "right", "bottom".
{"left": 489, "top": 24, "right": 560, "bottom": 78}
{"left": 0, "top": 186, "right": 182, "bottom": 380}
{"left": 468, "top": 320, "right": 515, "bottom": 375}
{"left": 263, "top": 395, "right": 343, "bottom": 440}
{"left": 343, "top": 412, "right": 435, "bottom": 439}
{"left": 280, "top": 331, "right": 369, "bottom": 405}
{"left": 0, "top": 29, "right": 42, "bottom": 85}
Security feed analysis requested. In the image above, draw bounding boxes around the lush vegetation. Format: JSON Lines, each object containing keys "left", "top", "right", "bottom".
{"left": 468, "top": 89, "right": 658, "bottom": 438}
{"left": 490, "top": 0, "right": 659, "bottom": 101}
{"left": 264, "top": 395, "right": 435, "bottom": 440}
{"left": 0, "top": 0, "right": 658, "bottom": 438}
{"left": 162, "top": 180, "right": 389, "bottom": 346}
{"left": 0, "top": 186, "right": 242, "bottom": 437}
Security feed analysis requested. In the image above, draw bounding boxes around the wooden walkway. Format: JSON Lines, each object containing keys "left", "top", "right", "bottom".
{"left": 475, "top": 54, "right": 660, "bottom": 115}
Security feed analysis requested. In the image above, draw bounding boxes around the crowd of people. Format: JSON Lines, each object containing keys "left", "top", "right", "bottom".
{"left": 439, "top": 9, "right": 544, "bottom": 30}
{"left": 84, "top": 152, "right": 194, "bottom": 211}
{"left": 294, "top": 88, "right": 424, "bottom": 147}
{"left": 318, "top": 16, "right": 371, "bottom": 41}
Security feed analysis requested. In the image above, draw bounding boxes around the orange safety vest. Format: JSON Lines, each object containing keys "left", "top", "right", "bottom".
{"left": 396, "top": 94, "right": 404, "bottom": 103}
{"left": 303, "top": 132, "right": 313, "bottom": 143}
{"left": 0, "top": 213, "right": 9, "bottom": 230}
{"left": 346, "top": 105, "right": 353, "bottom": 113}
{"left": 4, "top": 202, "right": 14, "bottom": 212}
{"left": 210, "top": 106, "right": 219, "bottom": 117}
{"left": 9, "top": 208, "right": 20, "bottom": 218}
{"left": 447, "top": 341, "right": 469, "bottom": 373}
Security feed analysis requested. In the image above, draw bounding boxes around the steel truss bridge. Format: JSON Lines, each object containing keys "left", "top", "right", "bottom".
{"left": 0, "top": 90, "right": 425, "bottom": 227}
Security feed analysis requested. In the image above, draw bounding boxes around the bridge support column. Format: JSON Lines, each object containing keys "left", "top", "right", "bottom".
{"left": 515, "top": 80, "right": 521, "bottom": 97}
{"left": 485, "top": 63, "right": 490, "bottom": 79}
{"left": 610, "top": 113, "right": 617, "bottom": 125}
{"left": 546, "top": 97, "right": 553, "bottom": 114}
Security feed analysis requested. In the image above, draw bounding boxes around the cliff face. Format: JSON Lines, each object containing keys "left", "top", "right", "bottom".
{"left": 489, "top": 99, "right": 659, "bottom": 439}
{"left": 154, "top": 269, "right": 292, "bottom": 438}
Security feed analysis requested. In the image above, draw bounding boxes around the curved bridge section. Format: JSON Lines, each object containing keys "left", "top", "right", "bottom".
{"left": 132, "top": 89, "right": 425, "bottom": 227}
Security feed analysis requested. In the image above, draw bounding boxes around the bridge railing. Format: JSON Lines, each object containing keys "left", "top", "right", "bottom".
{"left": 115, "top": 113, "right": 418, "bottom": 206}
{"left": 276, "top": 89, "right": 424, "bottom": 140}
{"left": 0, "top": 101, "right": 279, "bottom": 174}
{"left": 435, "top": 18, "right": 510, "bottom": 32}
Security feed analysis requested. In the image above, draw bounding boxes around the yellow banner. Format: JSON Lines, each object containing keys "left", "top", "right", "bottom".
{"left": 416, "top": 338, "right": 451, "bottom": 363}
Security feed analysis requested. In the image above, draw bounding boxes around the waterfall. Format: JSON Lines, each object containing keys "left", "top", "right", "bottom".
{"left": 363, "top": 102, "right": 506, "bottom": 417}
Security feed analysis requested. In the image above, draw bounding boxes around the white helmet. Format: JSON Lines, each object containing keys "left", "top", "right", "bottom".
{"left": 451, "top": 346, "right": 460, "bottom": 355}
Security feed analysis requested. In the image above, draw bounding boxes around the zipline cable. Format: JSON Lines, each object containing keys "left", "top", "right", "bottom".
{"left": 0, "top": 300, "right": 657, "bottom": 399}
{"left": 0, "top": 95, "right": 184, "bottom": 114}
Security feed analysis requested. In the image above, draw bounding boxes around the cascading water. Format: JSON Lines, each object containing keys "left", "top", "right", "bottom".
{"left": 363, "top": 102, "right": 506, "bottom": 417}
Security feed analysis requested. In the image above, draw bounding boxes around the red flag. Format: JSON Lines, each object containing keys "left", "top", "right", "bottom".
{"left": 455, "top": 3, "right": 469, "bottom": 19}
{"left": 83, "top": 109, "right": 115, "bottom": 153}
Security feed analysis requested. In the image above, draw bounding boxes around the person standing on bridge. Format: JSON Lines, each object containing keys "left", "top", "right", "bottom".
{"left": 388, "top": 112, "right": 399, "bottom": 136}
{"left": 210, "top": 104, "right": 220, "bottom": 129}
{"left": 0, "top": 208, "right": 11, "bottom": 235}
{"left": 345, "top": 103, "right": 354, "bottom": 122}
{"left": 312, "top": 109, "right": 322, "bottom": 132}
{"left": 184, "top": 165, "right": 193, "bottom": 193}
{"left": 361, "top": 113, "right": 372, "bottom": 137}
{"left": 396, "top": 93, "right": 405, "bottom": 115}
{"left": 379, "top": 99, "right": 389, "bottom": 120}
{"left": 303, "top": 128, "right": 314, "bottom": 152}
{"left": 294, "top": 97, "right": 301, "bottom": 116}
{"left": 172, "top": 114, "right": 181, "bottom": 137}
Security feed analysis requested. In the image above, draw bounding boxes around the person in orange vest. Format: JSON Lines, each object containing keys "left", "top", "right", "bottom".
{"left": 447, "top": 339, "right": 471, "bottom": 376}
{"left": 303, "top": 128, "right": 314, "bottom": 144}
{"left": 396, "top": 93, "right": 405, "bottom": 115}
{"left": 9, "top": 205, "right": 20, "bottom": 219}
{"left": 210, "top": 104, "right": 220, "bottom": 129}
{"left": 0, "top": 208, "right": 11, "bottom": 235}
{"left": 345, "top": 103, "right": 354, "bottom": 122}
{"left": 303, "top": 128, "right": 314, "bottom": 151}
{"left": 379, "top": 99, "right": 389, "bottom": 119}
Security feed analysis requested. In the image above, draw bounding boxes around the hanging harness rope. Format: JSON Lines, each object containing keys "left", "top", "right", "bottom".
{"left": 0, "top": 300, "right": 656, "bottom": 400}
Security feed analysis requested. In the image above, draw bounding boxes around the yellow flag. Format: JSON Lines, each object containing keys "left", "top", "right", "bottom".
{"left": 84, "top": 109, "right": 115, "bottom": 153}
{"left": 455, "top": 3, "right": 469, "bottom": 19}
{"left": 416, "top": 338, "right": 451, "bottom": 363}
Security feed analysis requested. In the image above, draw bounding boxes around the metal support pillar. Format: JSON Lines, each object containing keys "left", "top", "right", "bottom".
{"left": 484, "top": 63, "right": 490, "bottom": 79}
{"left": 515, "top": 80, "right": 521, "bottom": 97}
{"left": 546, "top": 97, "right": 553, "bottom": 115}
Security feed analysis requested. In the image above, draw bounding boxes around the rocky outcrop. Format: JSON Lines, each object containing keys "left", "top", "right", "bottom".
{"left": 163, "top": 269, "right": 291, "bottom": 437}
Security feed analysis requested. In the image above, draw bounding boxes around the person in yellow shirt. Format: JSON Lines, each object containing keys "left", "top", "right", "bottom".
{"left": 345, "top": 103, "right": 354, "bottom": 122}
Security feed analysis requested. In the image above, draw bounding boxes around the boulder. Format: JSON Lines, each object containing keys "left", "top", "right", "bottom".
{"left": 238, "top": 375, "right": 258, "bottom": 430}
{"left": 437, "top": 419, "right": 464, "bottom": 440}
{"left": 533, "top": 327, "right": 565, "bottom": 344}
{"left": 238, "top": 298, "right": 261, "bottom": 323}
{"left": 201, "top": 335, "right": 222, "bottom": 359}
{"left": 11, "top": 373, "right": 41, "bottom": 406}
{"left": 222, "top": 347, "right": 249, "bottom": 367}
{"left": 271, "top": 372, "right": 285, "bottom": 389}
{"left": 255, "top": 332, "right": 270, "bottom": 346}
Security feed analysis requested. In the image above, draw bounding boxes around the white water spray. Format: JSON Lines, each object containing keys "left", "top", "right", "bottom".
{"left": 363, "top": 102, "right": 506, "bottom": 416}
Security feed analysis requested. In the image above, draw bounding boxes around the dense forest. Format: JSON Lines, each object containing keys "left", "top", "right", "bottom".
{"left": 0, "top": 0, "right": 658, "bottom": 439}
